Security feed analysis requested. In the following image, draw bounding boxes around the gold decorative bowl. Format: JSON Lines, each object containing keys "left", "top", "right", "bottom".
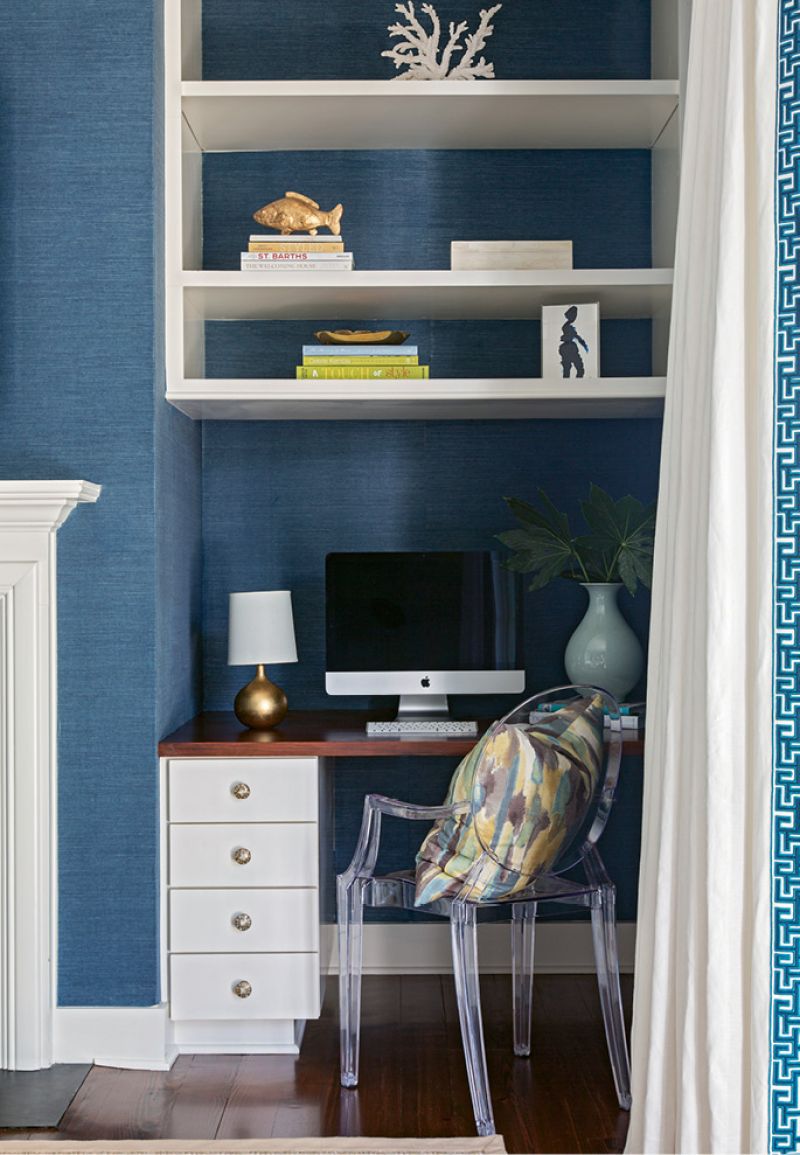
{"left": 313, "top": 329, "right": 411, "bottom": 346}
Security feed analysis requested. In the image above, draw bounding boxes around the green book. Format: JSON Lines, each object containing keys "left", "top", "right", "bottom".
{"left": 296, "top": 366, "right": 430, "bottom": 380}
{"left": 302, "top": 355, "right": 419, "bottom": 366}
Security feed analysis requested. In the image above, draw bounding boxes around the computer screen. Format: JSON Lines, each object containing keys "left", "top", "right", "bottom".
{"left": 325, "top": 551, "right": 524, "bottom": 709}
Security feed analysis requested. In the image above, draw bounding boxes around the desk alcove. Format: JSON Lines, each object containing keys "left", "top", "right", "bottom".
{"left": 158, "top": 710, "right": 643, "bottom": 1056}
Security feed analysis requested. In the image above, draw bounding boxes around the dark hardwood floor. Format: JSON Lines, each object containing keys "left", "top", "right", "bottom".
{"left": 0, "top": 975, "right": 632, "bottom": 1154}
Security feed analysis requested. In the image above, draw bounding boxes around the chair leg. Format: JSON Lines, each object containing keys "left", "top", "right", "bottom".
{"left": 590, "top": 885, "right": 632, "bottom": 1110}
{"left": 450, "top": 903, "right": 495, "bottom": 1136}
{"left": 511, "top": 902, "right": 536, "bottom": 1057}
{"left": 338, "top": 876, "right": 364, "bottom": 1088}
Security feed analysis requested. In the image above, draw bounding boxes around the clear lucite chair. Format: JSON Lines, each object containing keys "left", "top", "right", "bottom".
{"left": 337, "top": 685, "right": 631, "bottom": 1137}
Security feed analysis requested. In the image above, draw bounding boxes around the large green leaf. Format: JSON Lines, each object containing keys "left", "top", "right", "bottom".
{"left": 579, "top": 485, "right": 655, "bottom": 593}
{"left": 496, "top": 485, "right": 655, "bottom": 596}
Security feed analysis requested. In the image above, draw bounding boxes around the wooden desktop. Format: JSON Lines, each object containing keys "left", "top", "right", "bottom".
{"left": 159, "top": 709, "right": 644, "bottom": 758}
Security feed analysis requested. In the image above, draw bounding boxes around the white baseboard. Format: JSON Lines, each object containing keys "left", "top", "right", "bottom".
{"left": 328, "top": 921, "right": 636, "bottom": 975}
{"left": 170, "top": 1018, "right": 305, "bottom": 1055}
{"left": 52, "top": 923, "right": 634, "bottom": 1069}
{"left": 53, "top": 1004, "right": 173, "bottom": 1070}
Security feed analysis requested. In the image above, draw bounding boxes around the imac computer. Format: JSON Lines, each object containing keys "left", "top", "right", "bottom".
{"left": 325, "top": 550, "right": 525, "bottom": 735}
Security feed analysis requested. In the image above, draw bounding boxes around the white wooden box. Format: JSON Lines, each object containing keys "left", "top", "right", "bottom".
{"left": 451, "top": 240, "right": 573, "bottom": 270}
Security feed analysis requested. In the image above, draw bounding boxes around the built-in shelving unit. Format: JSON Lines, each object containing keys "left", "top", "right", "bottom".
{"left": 168, "top": 377, "right": 666, "bottom": 422}
{"left": 181, "top": 80, "right": 679, "bottom": 152}
{"left": 166, "top": 2, "right": 685, "bottom": 421}
{"left": 182, "top": 269, "right": 674, "bottom": 323}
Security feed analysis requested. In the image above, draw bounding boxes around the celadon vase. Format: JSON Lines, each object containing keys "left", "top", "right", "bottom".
{"left": 563, "top": 582, "right": 643, "bottom": 701}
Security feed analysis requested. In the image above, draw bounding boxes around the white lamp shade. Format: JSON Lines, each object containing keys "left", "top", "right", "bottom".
{"left": 228, "top": 591, "right": 298, "bottom": 666}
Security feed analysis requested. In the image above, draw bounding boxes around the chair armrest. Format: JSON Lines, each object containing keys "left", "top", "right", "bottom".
{"left": 365, "top": 793, "right": 470, "bottom": 821}
{"left": 339, "top": 794, "right": 469, "bottom": 886}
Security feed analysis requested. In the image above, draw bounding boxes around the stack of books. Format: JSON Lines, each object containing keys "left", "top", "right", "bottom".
{"left": 530, "top": 700, "right": 645, "bottom": 731}
{"left": 296, "top": 344, "right": 429, "bottom": 380}
{"left": 241, "top": 234, "right": 354, "bottom": 272}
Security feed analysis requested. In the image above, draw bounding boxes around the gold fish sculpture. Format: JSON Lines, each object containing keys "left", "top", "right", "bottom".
{"left": 252, "top": 191, "right": 343, "bottom": 236}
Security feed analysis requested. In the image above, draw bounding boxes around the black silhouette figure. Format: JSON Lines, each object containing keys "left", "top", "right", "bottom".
{"left": 559, "top": 305, "right": 589, "bottom": 378}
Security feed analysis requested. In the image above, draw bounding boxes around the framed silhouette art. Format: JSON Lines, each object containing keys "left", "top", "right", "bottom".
{"left": 542, "top": 302, "right": 600, "bottom": 379}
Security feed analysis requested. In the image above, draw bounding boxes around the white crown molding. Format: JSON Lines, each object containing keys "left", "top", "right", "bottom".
{"left": 0, "top": 480, "right": 101, "bottom": 1070}
{"left": 0, "top": 481, "right": 101, "bottom": 531}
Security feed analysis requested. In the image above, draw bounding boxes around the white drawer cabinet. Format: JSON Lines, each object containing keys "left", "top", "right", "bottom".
{"left": 161, "top": 756, "right": 330, "bottom": 1056}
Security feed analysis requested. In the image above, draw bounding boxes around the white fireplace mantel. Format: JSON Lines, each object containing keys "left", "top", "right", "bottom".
{"left": 0, "top": 480, "right": 101, "bottom": 1070}
{"left": 0, "top": 480, "right": 102, "bottom": 531}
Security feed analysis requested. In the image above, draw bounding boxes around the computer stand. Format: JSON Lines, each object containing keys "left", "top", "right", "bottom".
{"left": 366, "top": 695, "right": 478, "bottom": 737}
{"left": 395, "top": 694, "right": 451, "bottom": 720}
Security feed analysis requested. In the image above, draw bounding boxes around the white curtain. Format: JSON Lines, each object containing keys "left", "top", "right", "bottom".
{"left": 625, "top": 2, "right": 776, "bottom": 1152}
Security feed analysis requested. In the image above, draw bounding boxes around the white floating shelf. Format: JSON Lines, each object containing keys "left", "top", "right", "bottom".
{"left": 167, "top": 377, "right": 666, "bottom": 421}
{"left": 181, "top": 80, "right": 679, "bottom": 152}
{"left": 182, "top": 268, "right": 673, "bottom": 322}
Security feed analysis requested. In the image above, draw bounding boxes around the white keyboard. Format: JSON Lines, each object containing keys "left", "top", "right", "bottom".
{"left": 366, "top": 719, "right": 479, "bottom": 737}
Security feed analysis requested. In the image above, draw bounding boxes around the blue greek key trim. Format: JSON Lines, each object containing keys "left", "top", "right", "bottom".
{"left": 772, "top": 3, "right": 800, "bottom": 1151}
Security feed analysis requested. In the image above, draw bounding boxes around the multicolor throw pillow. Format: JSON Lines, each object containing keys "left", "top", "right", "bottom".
{"left": 414, "top": 695, "right": 605, "bottom": 906}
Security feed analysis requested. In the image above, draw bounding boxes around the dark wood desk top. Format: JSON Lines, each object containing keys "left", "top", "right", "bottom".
{"left": 159, "top": 710, "right": 644, "bottom": 759}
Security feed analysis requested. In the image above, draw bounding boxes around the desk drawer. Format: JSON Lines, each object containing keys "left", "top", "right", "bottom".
{"left": 169, "top": 888, "right": 319, "bottom": 953}
{"left": 168, "top": 759, "right": 317, "bottom": 823}
{"left": 170, "top": 953, "right": 320, "bottom": 1021}
{"left": 169, "top": 824, "right": 317, "bottom": 889}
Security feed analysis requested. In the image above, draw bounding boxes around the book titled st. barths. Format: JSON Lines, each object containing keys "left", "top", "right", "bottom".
{"left": 296, "top": 366, "right": 429, "bottom": 380}
{"left": 241, "top": 250, "right": 352, "bottom": 262}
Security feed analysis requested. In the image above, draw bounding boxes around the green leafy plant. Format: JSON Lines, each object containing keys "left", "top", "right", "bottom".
{"left": 496, "top": 484, "right": 656, "bottom": 596}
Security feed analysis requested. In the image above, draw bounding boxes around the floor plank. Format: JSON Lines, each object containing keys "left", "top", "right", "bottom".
{"left": 0, "top": 976, "right": 632, "bottom": 1154}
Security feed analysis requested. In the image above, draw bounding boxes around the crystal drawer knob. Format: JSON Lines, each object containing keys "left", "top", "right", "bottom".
{"left": 232, "top": 847, "right": 251, "bottom": 865}
{"left": 231, "top": 912, "right": 252, "bottom": 932}
{"left": 231, "top": 782, "right": 251, "bottom": 800}
{"left": 233, "top": 980, "right": 252, "bottom": 999}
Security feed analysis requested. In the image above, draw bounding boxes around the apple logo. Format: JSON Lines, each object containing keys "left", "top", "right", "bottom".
{"left": 421, "top": 676, "right": 431, "bottom": 688}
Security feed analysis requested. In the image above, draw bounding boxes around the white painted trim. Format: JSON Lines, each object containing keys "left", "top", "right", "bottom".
{"left": 48, "top": 923, "right": 633, "bottom": 1069}
{"left": 53, "top": 1005, "right": 173, "bottom": 1070}
{"left": 327, "top": 922, "right": 637, "bottom": 976}
{"left": 0, "top": 482, "right": 100, "bottom": 1070}
{"left": 170, "top": 1018, "right": 304, "bottom": 1057}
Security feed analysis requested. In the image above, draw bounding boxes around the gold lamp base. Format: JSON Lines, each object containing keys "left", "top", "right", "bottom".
{"left": 233, "top": 664, "right": 288, "bottom": 730}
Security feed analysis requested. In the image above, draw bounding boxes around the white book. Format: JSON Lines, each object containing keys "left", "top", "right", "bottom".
{"left": 249, "top": 234, "right": 344, "bottom": 243}
{"left": 241, "top": 259, "right": 354, "bottom": 272}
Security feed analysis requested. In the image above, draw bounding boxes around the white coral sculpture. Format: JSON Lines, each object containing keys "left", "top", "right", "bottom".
{"left": 382, "top": 2, "right": 503, "bottom": 80}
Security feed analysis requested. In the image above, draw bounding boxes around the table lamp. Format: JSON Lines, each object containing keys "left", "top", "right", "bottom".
{"left": 228, "top": 590, "right": 298, "bottom": 730}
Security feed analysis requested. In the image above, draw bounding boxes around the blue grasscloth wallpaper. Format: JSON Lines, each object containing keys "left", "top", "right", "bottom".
{"left": 0, "top": 0, "right": 655, "bottom": 1005}
{"left": 202, "top": 150, "right": 652, "bottom": 272}
{"left": 0, "top": 1, "right": 201, "bottom": 1006}
{"left": 202, "top": 418, "right": 659, "bottom": 921}
{"left": 202, "top": 0, "right": 650, "bottom": 81}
